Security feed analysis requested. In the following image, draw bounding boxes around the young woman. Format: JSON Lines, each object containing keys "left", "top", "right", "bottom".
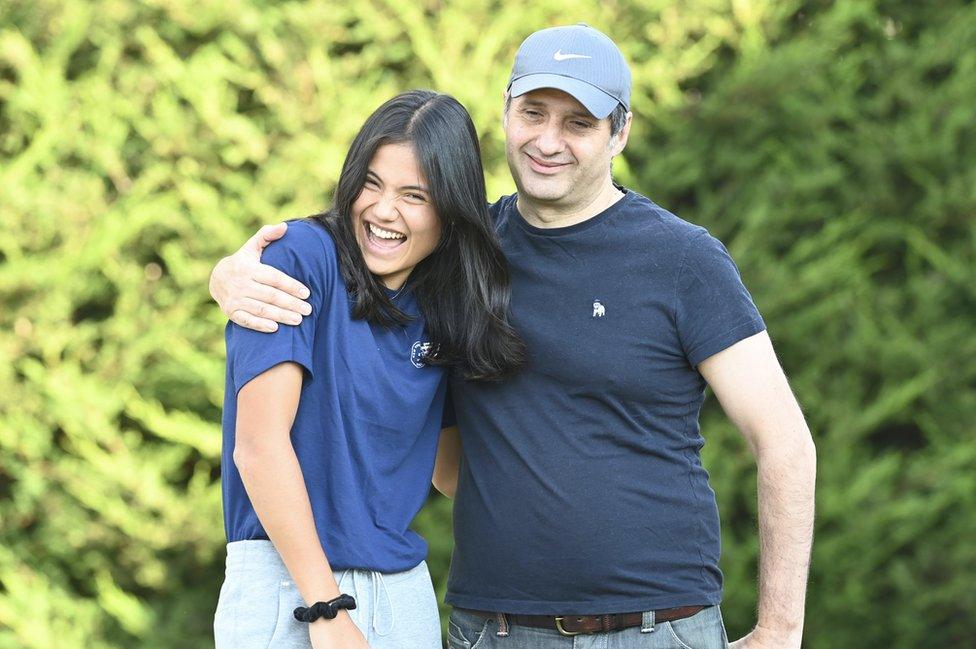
{"left": 213, "top": 90, "right": 523, "bottom": 649}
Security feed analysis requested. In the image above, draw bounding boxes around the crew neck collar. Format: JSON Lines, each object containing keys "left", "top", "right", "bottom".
{"left": 512, "top": 187, "right": 634, "bottom": 236}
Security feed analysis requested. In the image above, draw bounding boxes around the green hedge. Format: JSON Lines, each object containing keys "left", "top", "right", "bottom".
{"left": 1, "top": 1, "right": 973, "bottom": 647}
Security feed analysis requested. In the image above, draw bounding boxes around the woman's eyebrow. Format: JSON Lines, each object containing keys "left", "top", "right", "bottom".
{"left": 366, "top": 170, "right": 427, "bottom": 193}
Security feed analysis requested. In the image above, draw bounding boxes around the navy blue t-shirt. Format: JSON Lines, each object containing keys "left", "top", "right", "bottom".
{"left": 446, "top": 191, "right": 766, "bottom": 614}
{"left": 220, "top": 220, "right": 448, "bottom": 573}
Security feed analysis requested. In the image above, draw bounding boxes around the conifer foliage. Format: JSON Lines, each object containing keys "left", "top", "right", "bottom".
{"left": 1, "top": 1, "right": 973, "bottom": 646}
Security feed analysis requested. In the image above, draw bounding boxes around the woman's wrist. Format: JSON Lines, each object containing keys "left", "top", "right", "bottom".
{"left": 295, "top": 594, "right": 357, "bottom": 623}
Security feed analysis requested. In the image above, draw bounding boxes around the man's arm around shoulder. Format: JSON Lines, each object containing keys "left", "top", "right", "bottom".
{"left": 209, "top": 222, "right": 313, "bottom": 332}
{"left": 699, "top": 331, "right": 817, "bottom": 649}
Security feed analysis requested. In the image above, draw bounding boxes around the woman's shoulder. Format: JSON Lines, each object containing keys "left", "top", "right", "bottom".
{"left": 274, "top": 218, "right": 337, "bottom": 252}
{"left": 261, "top": 218, "right": 339, "bottom": 282}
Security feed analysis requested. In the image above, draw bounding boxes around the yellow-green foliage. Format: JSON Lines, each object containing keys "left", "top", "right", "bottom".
{"left": 2, "top": 1, "right": 974, "bottom": 647}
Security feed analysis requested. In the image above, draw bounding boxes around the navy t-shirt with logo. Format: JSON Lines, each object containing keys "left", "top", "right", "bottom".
{"left": 446, "top": 191, "right": 766, "bottom": 614}
{"left": 221, "top": 219, "right": 447, "bottom": 574}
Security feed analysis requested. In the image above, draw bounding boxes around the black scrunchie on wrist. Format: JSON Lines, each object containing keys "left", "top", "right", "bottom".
{"left": 293, "top": 594, "right": 357, "bottom": 623}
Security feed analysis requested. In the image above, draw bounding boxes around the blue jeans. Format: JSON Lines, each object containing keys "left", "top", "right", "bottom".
{"left": 448, "top": 606, "right": 729, "bottom": 649}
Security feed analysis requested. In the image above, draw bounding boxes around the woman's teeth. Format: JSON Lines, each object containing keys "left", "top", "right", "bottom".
{"left": 368, "top": 223, "right": 405, "bottom": 240}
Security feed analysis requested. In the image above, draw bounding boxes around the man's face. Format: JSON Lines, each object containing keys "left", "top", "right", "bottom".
{"left": 504, "top": 88, "right": 627, "bottom": 211}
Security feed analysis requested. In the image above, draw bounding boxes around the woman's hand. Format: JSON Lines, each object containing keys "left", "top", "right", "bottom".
{"left": 309, "top": 613, "right": 371, "bottom": 648}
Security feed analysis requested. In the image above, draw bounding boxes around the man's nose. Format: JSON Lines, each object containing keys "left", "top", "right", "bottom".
{"left": 535, "top": 123, "right": 565, "bottom": 156}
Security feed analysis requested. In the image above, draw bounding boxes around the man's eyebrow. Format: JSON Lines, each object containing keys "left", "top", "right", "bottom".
{"left": 519, "top": 99, "right": 595, "bottom": 120}
{"left": 519, "top": 99, "right": 554, "bottom": 111}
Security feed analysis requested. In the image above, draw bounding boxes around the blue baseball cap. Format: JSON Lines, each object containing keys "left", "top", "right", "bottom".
{"left": 507, "top": 24, "right": 632, "bottom": 119}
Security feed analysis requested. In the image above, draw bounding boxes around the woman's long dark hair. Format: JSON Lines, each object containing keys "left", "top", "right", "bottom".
{"left": 311, "top": 90, "right": 524, "bottom": 381}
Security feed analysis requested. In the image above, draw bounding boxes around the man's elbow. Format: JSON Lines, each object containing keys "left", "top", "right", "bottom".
{"left": 802, "top": 432, "right": 817, "bottom": 462}
{"left": 755, "top": 424, "right": 817, "bottom": 473}
{"left": 792, "top": 433, "right": 818, "bottom": 490}
{"left": 793, "top": 425, "right": 817, "bottom": 468}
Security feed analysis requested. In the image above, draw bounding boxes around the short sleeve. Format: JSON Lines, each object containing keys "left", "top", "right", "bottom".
{"left": 225, "top": 221, "right": 334, "bottom": 394}
{"left": 674, "top": 231, "right": 766, "bottom": 367}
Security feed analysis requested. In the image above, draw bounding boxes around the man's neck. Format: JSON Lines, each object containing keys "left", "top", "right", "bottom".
{"left": 517, "top": 182, "right": 625, "bottom": 229}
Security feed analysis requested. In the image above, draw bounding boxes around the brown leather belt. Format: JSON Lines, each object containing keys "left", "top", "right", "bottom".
{"left": 461, "top": 605, "right": 705, "bottom": 636}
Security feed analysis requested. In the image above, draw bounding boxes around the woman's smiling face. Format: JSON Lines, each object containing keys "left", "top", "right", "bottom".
{"left": 351, "top": 143, "right": 442, "bottom": 290}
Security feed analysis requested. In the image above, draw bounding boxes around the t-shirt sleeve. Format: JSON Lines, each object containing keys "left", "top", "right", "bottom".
{"left": 225, "top": 222, "right": 333, "bottom": 394}
{"left": 674, "top": 230, "right": 766, "bottom": 367}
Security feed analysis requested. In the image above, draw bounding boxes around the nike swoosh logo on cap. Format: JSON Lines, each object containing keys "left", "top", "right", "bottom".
{"left": 553, "top": 50, "right": 592, "bottom": 61}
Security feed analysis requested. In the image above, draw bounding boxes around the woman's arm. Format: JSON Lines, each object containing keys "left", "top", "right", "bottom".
{"left": 431, "top": 426, "right": 461, "bottom": 498}
{"left": 234, "top": 362, "right": 368, "bottom": 648}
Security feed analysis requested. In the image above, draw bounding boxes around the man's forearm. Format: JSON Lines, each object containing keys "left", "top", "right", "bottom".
{"left": 432, "top": 426, "right": 460, "bottom": 498}
{"left": 753, "top": 435, "right": 817, "bottom": 642}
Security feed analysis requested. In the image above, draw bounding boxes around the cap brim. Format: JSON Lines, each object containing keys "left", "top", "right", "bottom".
{"left": 509, "top": 73, "right": 619, "bottom": 119}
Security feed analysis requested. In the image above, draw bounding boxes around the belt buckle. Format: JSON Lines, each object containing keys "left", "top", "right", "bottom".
{"left": 554, "top": 616, "right": 584, "bottom": 637}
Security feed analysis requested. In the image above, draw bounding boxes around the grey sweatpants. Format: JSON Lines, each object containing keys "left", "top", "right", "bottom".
{"left": 214, "top": 540, "right": 441, "bottom": 648}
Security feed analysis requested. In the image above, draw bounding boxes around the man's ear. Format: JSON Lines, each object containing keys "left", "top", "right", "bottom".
{"left": 610, "top": 112, "right": 633, "bottom": 156}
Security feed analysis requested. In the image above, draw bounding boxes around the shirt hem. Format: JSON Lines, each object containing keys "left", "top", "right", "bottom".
{"left": 687, "top": 317, "right": 766, "bottom": 368}
{"left": 233, "top": 351, "right": 314, "bottom": 395}
{"left": 223, "top": 539, "right": 428, "bottom": 580}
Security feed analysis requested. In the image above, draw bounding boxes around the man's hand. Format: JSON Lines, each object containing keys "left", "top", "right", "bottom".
{"left": 209, "top": 222, "right": 313, "bottom": 332}
{"left": 730, "top": 624, "right": 803, "bottom": 649}
{"left": 309, "top": 613, "right": 370, "bottom": 648}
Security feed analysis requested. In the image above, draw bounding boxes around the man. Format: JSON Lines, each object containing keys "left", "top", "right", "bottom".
{"left": 210, "top": 24, "right": 816, "bottom": 649}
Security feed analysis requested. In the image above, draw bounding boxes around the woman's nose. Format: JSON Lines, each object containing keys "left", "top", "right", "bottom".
{"left": 371, "top": 193, "right": 399, "bottom": 221}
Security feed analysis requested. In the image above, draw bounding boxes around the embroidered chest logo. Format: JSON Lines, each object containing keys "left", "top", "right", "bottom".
{"left": 411, "top": 341, "right": 433, "bottom": 368}
{"left": 592, "top": 300, "right": 606, "bottom": 318}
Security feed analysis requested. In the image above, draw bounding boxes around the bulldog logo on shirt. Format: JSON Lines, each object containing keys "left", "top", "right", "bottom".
{"left": 411, "top": 341, "right": 433, "bottom": 368}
